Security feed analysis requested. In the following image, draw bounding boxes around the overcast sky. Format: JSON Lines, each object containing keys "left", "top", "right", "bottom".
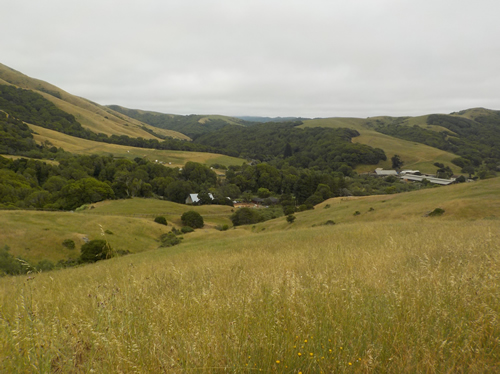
{"left": 1, "top": 0, "right": 499, "bottom": 118}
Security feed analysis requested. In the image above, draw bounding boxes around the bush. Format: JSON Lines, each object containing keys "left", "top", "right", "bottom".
{"left": 286, "top": 214, "right": 296, "bottom": 224}
{"left": 80, "top": 240, "right": 113, "bottom": 263}
{"left": 159, "top": 232, "right": 182, "bottom": 247}
{"left": 180, "top": 226, "right": 194, "bottom": 234}
{"left": 428, "top": 208, "right": 445, "bottom": 217}
{"left": 154, "top": 216, "right": 168, "bottom": 226}
{"left": 324, "top": 220, "right": 335, "bottom": 225}
{"left": 0, "top": 245, "right": 24, "bottom": 276}
{"left": 62, "top": 239, "right": 75, "bottom": 249}
{"left": 36, "top": 259, "right": 55, "bottom": 272}
{"left": 354, "top": 211, "right": 361, "bottom": 216}
{"left": 231, "top": 207, "right": 262, "bottom": 226}
{"left": 181, "top": 211, "right": 204, "bottom": 228}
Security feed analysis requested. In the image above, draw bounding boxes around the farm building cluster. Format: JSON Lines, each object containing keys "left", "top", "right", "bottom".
{"left": 370, "top": 168, "right": 457, "bottom": 185}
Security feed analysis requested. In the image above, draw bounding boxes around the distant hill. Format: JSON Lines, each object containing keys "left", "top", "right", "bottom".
{"left": 0, "top": 63, "right": 189, "bottom": 141}
{"left": 108, "top": 105, "right": 250, "bottom": 139}
{"left": 1, "top": 62, "right": 499, "bottom": 176}
{"left": 235, "top": 116, "right": 311, "bottom": 123}
{"left": 301, "top": 109, "right": 500, "bottom": 174}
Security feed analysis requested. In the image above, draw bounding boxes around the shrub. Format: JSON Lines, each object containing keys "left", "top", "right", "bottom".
{"left": 354, "top": 211, "right": 361, "bottom": 216}
{"left": 80, "top": 240, "right": 113, "bottom": 263}
{"left": 324, "top": 220, "right": 335, "bottom": 225}
{"left": 104, "top": 229, "right": 114, "bottom": 235}
{"left": 231, "top": 207, "right": 262, "bottom": 226}
{"left": 215, "top": 224, "right": 229, "bottom": 231}
{"left": 62, "top": 239, "right": 75, "bottom": 249}
{"left": 428, "top": 208, "right": 445, "bottom": 217}
{"left": 324, "top": 204, "right": 331, "bottom": 209}
{"left": 170, "top": 227, "right": 182, "bottom": 235}
{"left": 181, "top": 211, "right": 204, "bottom": 228}
{"left": 159, "top": 232, "right": 182, "bottom": 247}
{"left": 36, "top": 259, "right": 55, "bottom": 272}
{"left": 154, "top": 216, "right": 168, "bottom": 226}
{"left": 180, "top": 226, "right": 194, "bottom": 234}
{"left": 0, "top": 245, "right": 24, "bottom": 276}
{"left": 286, "top": 214, "right": 296, "bottom": 224}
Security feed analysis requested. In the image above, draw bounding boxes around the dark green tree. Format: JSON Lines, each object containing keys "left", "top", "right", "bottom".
{"left": 283, "top": 143, "right": 293, "bottom": 158}
{"left": 154, "top": 216, "right": 168, "bottom": 225}
{"left": 181, "top": 210, "right": 204, "bottom": 228}
{"left": 391, "top": 154, "right": 404, "bottom": 169}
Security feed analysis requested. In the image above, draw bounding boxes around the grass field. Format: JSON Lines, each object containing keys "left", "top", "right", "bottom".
{"left": 0, "top": 180, "right": 499, "bottom": 372}
{"left": 300, "top": 118, "right": 462, "bottom": 174}
{"left": 27, "top": 123, "right": 246, "bottom": 168}
{"left": 0, "top": 199, "right": 234, "bottom": 264}
{"left": 0, "top": 216, "right": 498, "bottom": 372}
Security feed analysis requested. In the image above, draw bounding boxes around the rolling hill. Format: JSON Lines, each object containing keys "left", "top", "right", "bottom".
{"left": 108, "top": 105, "right": 249, "bottom": 139}
{"left": 0, "top": 62, "right": 499, "bottom": 372}
{"left": 0, "top": 63, "right": 189, "bottom": 141}
{"left": 0, "top": 174, "right": 499, "bottom": 372}
{"left": 26, "top": 122, "right": 246, "bottom": 168}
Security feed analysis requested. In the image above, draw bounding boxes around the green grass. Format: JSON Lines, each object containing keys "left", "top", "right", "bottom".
{"left": 28, "top": 123, "right": 246, "bottom": 168}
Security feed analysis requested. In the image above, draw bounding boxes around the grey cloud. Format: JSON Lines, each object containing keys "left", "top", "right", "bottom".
{"left": 1, "top": 0, "right": 499, "bottom": 118}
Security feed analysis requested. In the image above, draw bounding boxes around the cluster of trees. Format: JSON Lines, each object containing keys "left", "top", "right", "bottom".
{"left": 225, "top": 161, "right": 425, "bottom": 207}
{"left": 0, "top": 155, "right": 221, "bottom": 210}
{"left": 0, "top": 112, "right": 66, "bottom": 159}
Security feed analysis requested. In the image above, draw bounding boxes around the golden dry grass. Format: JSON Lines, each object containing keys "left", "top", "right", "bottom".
{"left": 28, "top": 123, "right": 246, "bottom": 167}
{"left": 0, "top": 199, "right": 234, "bottom": 264}
{"left": 0, "top": 219, "right": 499, "bottom": 372}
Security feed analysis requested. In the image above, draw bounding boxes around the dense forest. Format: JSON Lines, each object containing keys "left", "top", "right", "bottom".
{"left": 194, "top": 122, "right": 387, "bottom": 172}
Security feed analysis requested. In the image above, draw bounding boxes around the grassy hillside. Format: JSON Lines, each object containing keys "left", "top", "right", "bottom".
{"left": 28, "top": 123, "right": 246, "bottom": 167}
{"left": 251, "top": 176, "right": 500, "bottom": 233}
{"left": 0, "top": 63, "right": 189, "bottom": 141}
{"left": 108, "top": 105, "right": 247, "bottom": 138}
{"left": 301, "top": 117, "right": 462, "bottom": 174}
{"left": 1, "top": 178, "right": 499, "bottom": 372}
{"left": 0, "top": 199, "right": 234, "bottom": 264}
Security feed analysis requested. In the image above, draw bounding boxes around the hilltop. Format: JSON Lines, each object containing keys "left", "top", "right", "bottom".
{"left": 0, "top": 63, "right": 188, "bottom": 141}
{"left": 108, "top": 105, "right": 249, "bottom": 139}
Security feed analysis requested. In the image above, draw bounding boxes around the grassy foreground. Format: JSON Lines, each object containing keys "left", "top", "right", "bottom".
{"left": 1, "top": 218, "right": 499, "bottom": 372}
